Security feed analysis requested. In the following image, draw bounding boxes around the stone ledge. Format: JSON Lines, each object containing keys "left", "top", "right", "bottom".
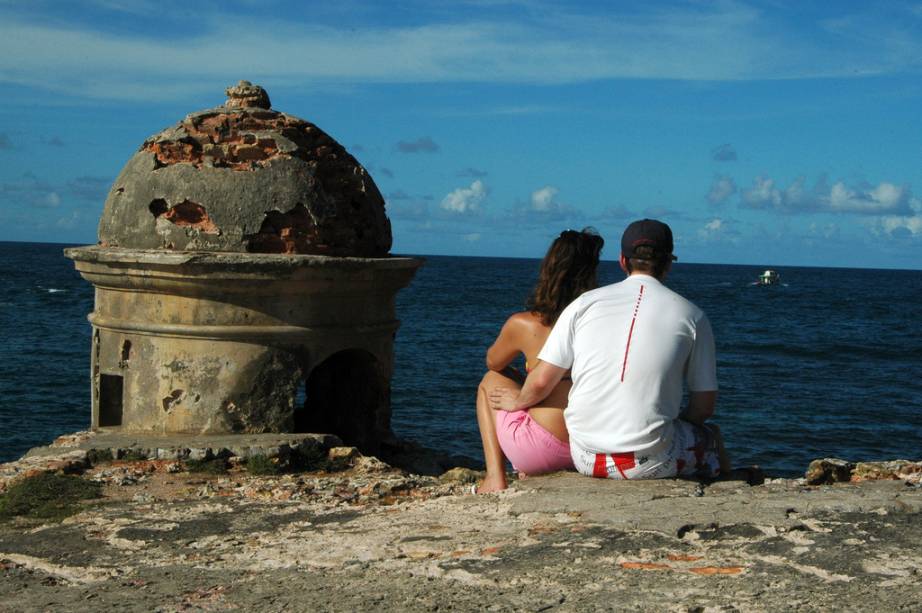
{"left": 23, "top": 430, "right": 342, "bottom": 461}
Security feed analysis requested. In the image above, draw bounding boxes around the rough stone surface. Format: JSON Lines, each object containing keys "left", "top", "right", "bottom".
{"left": 9, "top": 431, "right": 477, "bottom": 484}
{"left": 853, "top": 460, "right": 922, "bottom": 484}
{"left": 805, "top": 457, "right": 855, "bottom": 485}
{"left": 64, "top": 247, "right": 421, "bottom": 446}
{"left": 96, "top": 83, "right": 391, "bottom": 257}
{"left": 224, "top": 79, "right": 271, "bottom": 109}
{"left": 1, "top": 444, "right": 920, "bottom": 611}
{"left": 805, "top": 458, "right": 922, "bottom": 486}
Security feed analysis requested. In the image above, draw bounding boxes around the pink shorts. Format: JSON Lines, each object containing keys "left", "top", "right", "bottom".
{"left": 495, "top": 410, "right": 574, "bottom": 475}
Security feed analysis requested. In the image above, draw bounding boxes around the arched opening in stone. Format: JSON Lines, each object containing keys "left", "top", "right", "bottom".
{"left": 98, "top": 374, "right": 124, "bottom": 427}
{"left": 295, "top": 349, "right": 387, "bottom": 452}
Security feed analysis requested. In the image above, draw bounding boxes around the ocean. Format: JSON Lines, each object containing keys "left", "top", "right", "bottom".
{"left": 1, "top": 241, "right": 920, "bottom": 476}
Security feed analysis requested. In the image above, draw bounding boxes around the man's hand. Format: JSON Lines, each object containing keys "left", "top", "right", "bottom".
{"left": 487, "top": 361, "right": 568, "bottom": 413}
{"left": 488, "top": 387, "right": 520, "bottom": 412}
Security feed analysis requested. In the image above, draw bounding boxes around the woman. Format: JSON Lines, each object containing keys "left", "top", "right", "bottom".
{"left": 475, "top": 228, "right": 604, "bottom": 493}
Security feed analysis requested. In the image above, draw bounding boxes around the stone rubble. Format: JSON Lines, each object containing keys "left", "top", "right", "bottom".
{"left": 806, "top": 457, "right": 922, "bottom": 485}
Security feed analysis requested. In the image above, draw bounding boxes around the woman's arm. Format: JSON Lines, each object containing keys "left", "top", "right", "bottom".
{"left": 485, "top": 315, "right": 524, "bottom": 372}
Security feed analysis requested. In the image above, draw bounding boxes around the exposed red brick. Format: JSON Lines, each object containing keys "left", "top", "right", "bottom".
{"left": 620, "top": 562, "right": 672, "bottom": 571}
{"left": 142, "top": 111, "right": 298, "bottom": 171}
{"left": 128, "top": 91, "right": 392, "bottom": 256}
{"left": 148, "top": 140, "right": 201, "bottom": 167}
{"left": 139, "top": 104, "right": 367, "bottom": 180}
{"left": 244, "top": 203, "right": 330, "bottom": 254}
{"left": 150, "top": 199, "right": 220, "bottom": 235}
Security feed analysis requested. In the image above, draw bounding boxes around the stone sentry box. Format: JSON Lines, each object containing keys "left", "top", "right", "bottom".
{"left": 65, "top": 82, "right": 421, "bottom": 453}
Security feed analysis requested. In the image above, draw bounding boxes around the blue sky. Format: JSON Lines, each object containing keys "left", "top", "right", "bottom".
{"left": 1, "top": 0, "right": 921, "bottom": 269}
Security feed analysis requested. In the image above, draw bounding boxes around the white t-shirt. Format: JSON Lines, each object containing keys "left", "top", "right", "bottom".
{"left": 538, "top": 274, "right": 717, "bottom": 453}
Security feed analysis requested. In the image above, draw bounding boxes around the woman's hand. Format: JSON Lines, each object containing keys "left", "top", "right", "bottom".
{"left": 488, "top": 387, "right": 520, "bottom": 412}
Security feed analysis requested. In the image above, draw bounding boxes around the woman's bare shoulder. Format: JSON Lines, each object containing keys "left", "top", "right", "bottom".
{"left": 506, "top": 311, "right": 546, "bottom": 331}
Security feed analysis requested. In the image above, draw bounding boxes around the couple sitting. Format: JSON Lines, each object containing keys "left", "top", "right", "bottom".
{"left": 475, "top": 219, "right": 730, "bottom": 493}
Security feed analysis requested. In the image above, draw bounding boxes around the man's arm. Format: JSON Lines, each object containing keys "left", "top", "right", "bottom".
{"left": 487, "top": 360, "right": 567, "bottom": 412}
{"left": 682, "top": 390, "right": 717, "bottom": 426}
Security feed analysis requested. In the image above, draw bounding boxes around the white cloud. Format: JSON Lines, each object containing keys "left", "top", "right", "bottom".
{"left": 741, "top": 175, "right": 913, "bottom": 216}
{"left": 43, "top": 192, "right": 61, "bottom": 207}
{"left": 827, "top": 181, "right": 908, "bottom": 214}
{"left": 509, "top": 184, "right": 580, "bottom": 223}
{"left": 3, "top": 3, "right": 922, "bottom": 100}
{"left": 462, "top": 232, "right": 481, "bottom": 242}
{"left": 706, "top": 175, "right": 737, "bottom": 205}
{"left": 440, "top": 180, "right": 487, "bottom": 214}
{"left": 868, "top": 215, "right": 922, "bottom": 238}
{"left": 530, "top": 185, "right": 559, "bottom": 212}
{"left": 741, "top": 175, "right": 783, "bottom": 209}
{"left": 698, "top": 217, "right": 735, "bottom": 241}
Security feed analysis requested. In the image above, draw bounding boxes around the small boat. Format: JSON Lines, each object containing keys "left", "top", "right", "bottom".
{"left": 758, "top": 269, "right": 780, "bottom": 285}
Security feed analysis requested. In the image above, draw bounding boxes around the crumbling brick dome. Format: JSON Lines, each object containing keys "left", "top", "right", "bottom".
{"left": 98, "top": 81, "right": 392, "bottom": 256}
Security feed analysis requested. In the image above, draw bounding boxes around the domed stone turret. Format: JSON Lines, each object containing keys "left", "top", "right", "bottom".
{"left": 65, "top": 81, "right": 421, "bottom": 450}
{"left": 98, "top": 81, "right": 392, "bottom": 257}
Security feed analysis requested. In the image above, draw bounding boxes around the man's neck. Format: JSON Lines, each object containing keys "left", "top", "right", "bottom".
{"left": 627, "top": 271, "right": 663, "bottom": 282}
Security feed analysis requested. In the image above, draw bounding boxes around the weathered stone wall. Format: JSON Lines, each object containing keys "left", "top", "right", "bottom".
{"left": 97, "top": 82, "right": 391, "bottom": 257}
{"left": 67, "top": 248, "right": 420, "bottom": 450}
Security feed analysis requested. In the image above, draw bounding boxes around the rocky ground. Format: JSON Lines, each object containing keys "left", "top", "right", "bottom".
{"left": 0, "top": 432, "right": 920, "bottom": 612}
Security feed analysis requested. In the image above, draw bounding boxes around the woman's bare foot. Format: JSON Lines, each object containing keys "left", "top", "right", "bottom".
{"left": 477, "top": 472, "right": 508, "bottom": 493}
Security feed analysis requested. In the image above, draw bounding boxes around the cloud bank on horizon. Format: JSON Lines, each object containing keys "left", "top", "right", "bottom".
{"left": 0, "top": 0, "right": 921, "bottom": 269}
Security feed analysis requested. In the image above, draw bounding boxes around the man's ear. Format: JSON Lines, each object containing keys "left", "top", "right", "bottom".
{"left": 619, "top": 254, "right": 629, "bottom": 274}
{"left": 662, "top": 259, "right": 673, "bottom": 280}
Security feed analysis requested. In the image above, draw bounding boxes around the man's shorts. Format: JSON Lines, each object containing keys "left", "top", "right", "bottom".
{"left": 570, "top": 420, "right": 721, "bottom": 480}
{"left": 495, "top": 410, "right": 574, "bottom": 475}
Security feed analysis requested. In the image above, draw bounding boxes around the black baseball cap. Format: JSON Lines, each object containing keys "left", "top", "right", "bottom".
{"left": 621, "top": 219, "right": 677, "bottom": 261}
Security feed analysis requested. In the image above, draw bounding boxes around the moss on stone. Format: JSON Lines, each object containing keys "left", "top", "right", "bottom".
{"left": 245, "top": 455, "right": 280, "bottom": 475}
{"left": 119, "top": 450, "right": 149, "bottom": 462}
{"left": 0, "top": 473, "right": 102, "bottom": 522}
{"left": 86, "top": 448, "right": 114, "bottom": 464}
{"left": 185, "top": 458, "right": 229, "bottom": 474}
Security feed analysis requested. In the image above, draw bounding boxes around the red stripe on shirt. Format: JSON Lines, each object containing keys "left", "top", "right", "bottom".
{"left": 620, "top": 285, "right": 645, "bottom": 382}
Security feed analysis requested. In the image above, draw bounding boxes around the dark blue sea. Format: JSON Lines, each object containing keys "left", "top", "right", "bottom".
{"left": 1, "top": 241, "right": 920, "bottom": 476}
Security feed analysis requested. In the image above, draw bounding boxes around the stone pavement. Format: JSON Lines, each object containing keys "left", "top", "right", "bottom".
{"left": 0, "top": 437, "right": 920, "bottom": 612}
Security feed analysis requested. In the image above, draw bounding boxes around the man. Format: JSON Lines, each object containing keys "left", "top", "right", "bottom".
{"left": 489, "top": 219, "right": 729, "bottom": 479}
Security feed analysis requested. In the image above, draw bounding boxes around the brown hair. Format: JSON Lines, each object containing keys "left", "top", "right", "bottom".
{"left": 624, "top": 245, "right": 670, "bottom": 279}
{"left": 526, "top": 228, "right": 604, "bottom": 326}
